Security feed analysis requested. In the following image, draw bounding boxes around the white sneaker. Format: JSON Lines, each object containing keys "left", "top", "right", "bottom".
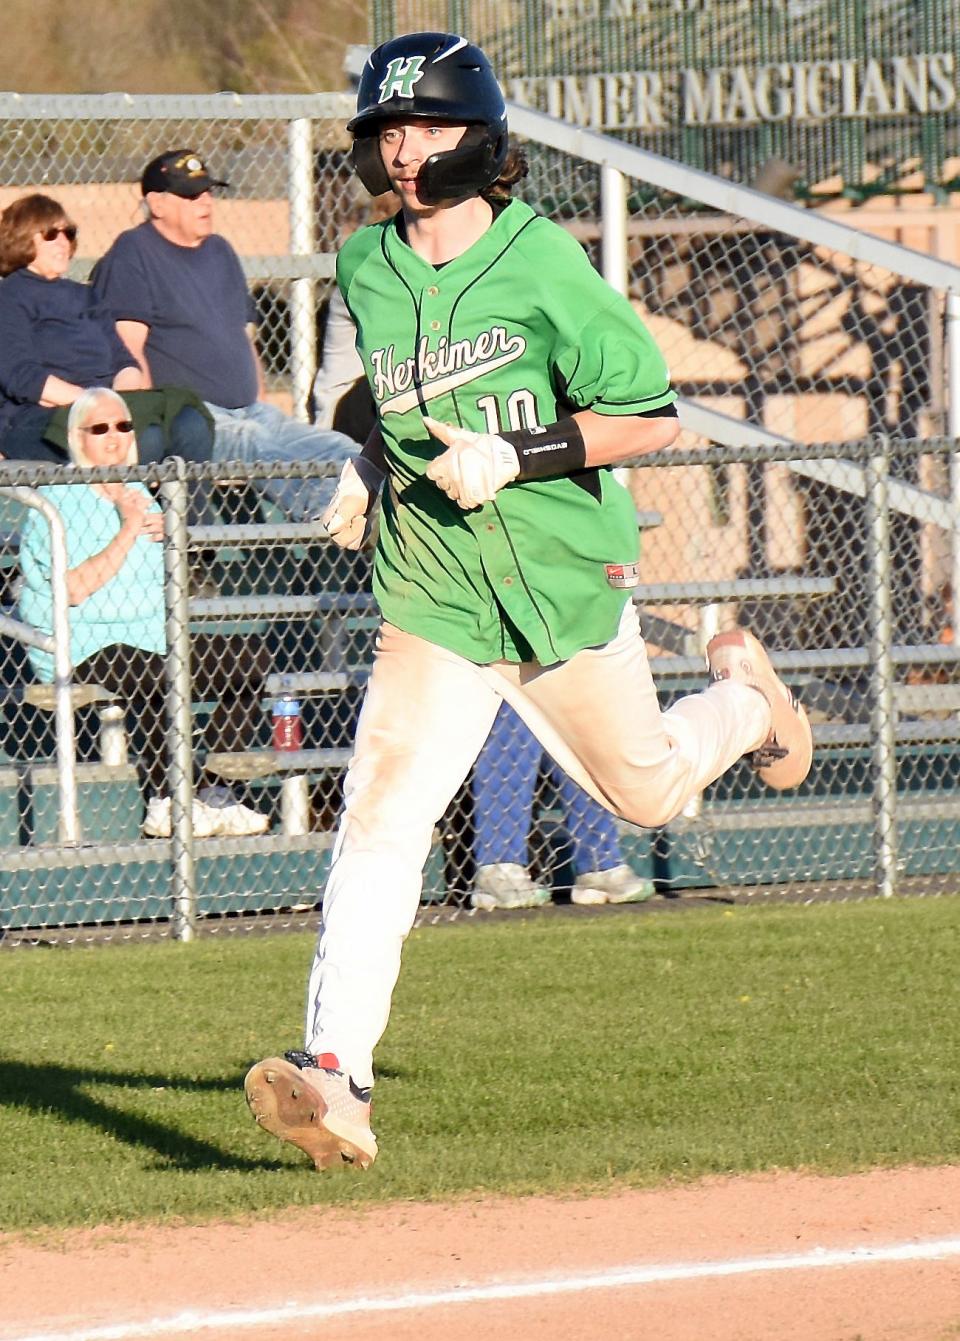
{"left": 572, "top": 863, "right": 656, "bottom": 905}
{"left": 202, "top": 799, "right": 268, "bottom": 831}
{"left": 143, "top": 796, "right": 221, "bottom": 839}
{"left": 472, "top": 862, "right": 552, "bottom": 911}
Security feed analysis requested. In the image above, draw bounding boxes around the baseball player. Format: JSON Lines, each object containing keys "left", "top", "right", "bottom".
{"left": 245, "top": 31, "right": 813, "bottom": 1172}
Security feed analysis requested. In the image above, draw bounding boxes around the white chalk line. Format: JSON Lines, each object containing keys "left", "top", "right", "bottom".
{"left": 6, "top": 1235, "right": 960, "bottom": 1341}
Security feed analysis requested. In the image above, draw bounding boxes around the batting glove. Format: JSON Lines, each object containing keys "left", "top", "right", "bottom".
{"left": 321, "top": 456, "right": 385, "bottom": 550}
{"left": 423, "top": 416, "right": 520, "bottom": 510}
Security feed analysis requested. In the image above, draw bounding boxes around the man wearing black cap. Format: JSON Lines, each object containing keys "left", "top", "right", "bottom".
{"left": 92, "top": 149, "right": 357, "bottom": 524}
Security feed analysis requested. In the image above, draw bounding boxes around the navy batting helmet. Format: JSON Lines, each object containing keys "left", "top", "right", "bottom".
{"left": 348, "top": 32, "right": 508, "bottom": 204}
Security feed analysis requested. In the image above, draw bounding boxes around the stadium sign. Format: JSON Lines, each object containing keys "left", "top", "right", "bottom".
{"left": 506, "top": 51, "right": 957, "bottom": 131}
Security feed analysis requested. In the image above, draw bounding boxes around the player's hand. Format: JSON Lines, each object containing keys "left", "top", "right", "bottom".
{"left": 321, "top": 457, "right": 385, "bottom": 551}
{"left": 423, "top": 416, "right": 520, "bottom": 510}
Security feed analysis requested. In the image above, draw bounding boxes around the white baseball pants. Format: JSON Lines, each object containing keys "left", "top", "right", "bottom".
{"left": 305, "top": 602, "right": 769, "bottom": 1087}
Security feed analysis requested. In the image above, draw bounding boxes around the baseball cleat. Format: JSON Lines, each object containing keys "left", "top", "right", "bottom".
{"left": 706, "top": 628, "right": 813, "bottom": 791}
{"left": 244, "top": 1051, "right": 377, "bottom": 1171}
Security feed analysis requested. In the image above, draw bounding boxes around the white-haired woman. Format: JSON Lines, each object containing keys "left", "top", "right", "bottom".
{"left": 18, "top": 386, "right": 270, "bottom": 837}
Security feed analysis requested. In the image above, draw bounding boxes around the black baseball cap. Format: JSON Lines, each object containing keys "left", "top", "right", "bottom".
{"left": 140, "top": 149, "right": 228, "bottom": 198}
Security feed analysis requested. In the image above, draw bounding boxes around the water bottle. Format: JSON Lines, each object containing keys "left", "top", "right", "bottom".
{"left": 272, "top": 681, "right": 303, "bottom": 753}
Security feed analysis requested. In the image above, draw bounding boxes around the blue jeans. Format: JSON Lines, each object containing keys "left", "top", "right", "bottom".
{"left": 207, "top": 401, "right": 356, "bottom": 521}
{"left": 473, "top": 702, "right": 622, "bottom": 874}
{"left": 138, "top": 405, "right": 213, "bottom": 464}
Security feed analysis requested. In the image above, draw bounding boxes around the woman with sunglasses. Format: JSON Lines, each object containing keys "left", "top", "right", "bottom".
{"left": 18, "top": 386, "right": 271, "bottom": 838}
{"left": 0, "top": 193, "right": 212, "bottom": 466}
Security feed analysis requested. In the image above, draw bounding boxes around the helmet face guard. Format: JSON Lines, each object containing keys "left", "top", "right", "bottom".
{"left": 348, "top": 32, "right": 508, "bottom": 202}
{"left": 351, "top": 124, "right": 505, "bottom": 204}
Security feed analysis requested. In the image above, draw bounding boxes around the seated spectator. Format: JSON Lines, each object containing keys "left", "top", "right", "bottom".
{"left": 91, "top": 149, "right": 359, "bottom": 525}
{"left": 472, "top": 703, "right": 656, "bottom": 910}
{"left": 0, "top": 194, "right": 213, "bottom": 466}
{"left": 18, "top": 387, "right": 271, "bottom": 838}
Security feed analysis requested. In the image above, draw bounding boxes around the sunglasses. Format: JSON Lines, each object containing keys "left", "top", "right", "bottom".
{"left": 39, "top": 224, "right": 78, "bottom": 243}
{"left": 81, "top": 419, "right": 134, "bottom": 435}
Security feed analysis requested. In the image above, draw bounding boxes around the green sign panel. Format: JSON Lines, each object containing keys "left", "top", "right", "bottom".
{"left": 371, "top": 0, "right": 960, "bottom": 201}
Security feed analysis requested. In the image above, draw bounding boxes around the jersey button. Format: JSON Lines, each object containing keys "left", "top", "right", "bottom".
{"left": 485, "top": 523, "right": 496, "bottom": 532}
{"left": 429, "top": 320, "right": 441, "bottom": 331}
{"left": 502, "top": 576, "right": 514, "bottom": 586}
{"left": 426, "top": 285, "right": 439, "bottom": 297}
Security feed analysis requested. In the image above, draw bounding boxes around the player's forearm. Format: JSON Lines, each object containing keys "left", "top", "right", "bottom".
{"left": 574, "top": 408, "right": 680, "bottom": 468}
{"left": 360, "top": 425, "right": 387, "bottom": 475}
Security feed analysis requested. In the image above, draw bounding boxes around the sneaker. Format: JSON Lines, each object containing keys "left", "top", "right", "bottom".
{"left": 471, "top": 862, "right": 552, "bottom": 911}
{"left": 244, "top": 1050, "right": 377, "bottom": 1171}
{"left": 198, "top": 787, "right": 269, "bottom": 837}
{"left": 706, "top": 628, "right": 813, "bottom": 790}
{"left": 143, "top": 796, "right": 221, "bottom": 839}
{"left": 572, "top": 864, "right": 656, "bottom": 905}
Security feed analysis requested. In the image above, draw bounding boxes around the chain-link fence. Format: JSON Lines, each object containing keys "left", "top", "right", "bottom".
{"left": 0, "top": 436, "right": 957, "bottom": 946}
{"left": 510, "top": 102, "right": 960, "bottom": 640}
{"left": 1, "top": 94, "right": 959, "bottom": 945}
{"left": 0, "top": 92, "right": 356, "bottom": 420}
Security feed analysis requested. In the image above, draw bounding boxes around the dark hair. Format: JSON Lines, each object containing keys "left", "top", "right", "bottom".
{"left": 481, "top": 142, "right": 529, "bottom": 203}
{"left": 0, "top": 193, "right": 78, "bottom": 277}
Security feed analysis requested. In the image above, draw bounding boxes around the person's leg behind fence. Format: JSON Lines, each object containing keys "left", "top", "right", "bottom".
{"left": 191, "top": 632, "right": 273, "bottom": 835}
{"left": 472, "top": 703, "right": 550, "bottom": 910}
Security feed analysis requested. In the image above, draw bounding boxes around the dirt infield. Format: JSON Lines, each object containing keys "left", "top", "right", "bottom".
{"left": 0, "top": 1165, "right": 958, "bottom": 1341}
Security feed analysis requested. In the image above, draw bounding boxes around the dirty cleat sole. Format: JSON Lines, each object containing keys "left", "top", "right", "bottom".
{"left": 244, "top": 1057, "right": 377, "bottom": 1171}
{"left": 707, "top": 628, "right": 813, "bottom": 790}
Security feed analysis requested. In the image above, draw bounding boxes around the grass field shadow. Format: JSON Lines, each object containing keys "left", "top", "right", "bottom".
{"left": 0, "top": 1057, "right": 277, "bottom": 1172}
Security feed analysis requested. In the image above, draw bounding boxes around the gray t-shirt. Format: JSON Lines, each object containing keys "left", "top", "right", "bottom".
{"left": 91, "top": 223, "right": 258, "bottom": 408}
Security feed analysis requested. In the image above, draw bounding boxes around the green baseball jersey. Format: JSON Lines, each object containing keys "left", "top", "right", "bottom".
{"left": 337, "top": 198, "right": 675, "bottom": 666}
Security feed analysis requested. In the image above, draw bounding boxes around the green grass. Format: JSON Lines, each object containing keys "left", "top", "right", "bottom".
{"left": 1, "top": 896, "right": 959, "bottom": 1231}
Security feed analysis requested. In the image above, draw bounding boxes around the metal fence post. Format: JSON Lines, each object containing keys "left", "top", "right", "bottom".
{"left": 865, "top": 438, "right": 898, "bottom": 899}
{"left": 288, "top": 116, "right": 316, "bottom": 421}
{"left": 161, "top": 466, "right": 197, "bottom": 941}
{"left": 601, "top": 164, "right": 629, "bottom": 497}
{"left": 946, "top": 291, "right": 960, "bottom": 634}
{"left": 600, "top": 163, "right": 628, "bottom": 298}
{"left": 0, "top": 487, "right": 80, "bottom": 845}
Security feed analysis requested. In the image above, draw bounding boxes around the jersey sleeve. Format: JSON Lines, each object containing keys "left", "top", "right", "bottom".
{"left": 536, "top": 224, "right": 676, "bottom": 417}
{"left": 336, "top": 224, "right": 386, "bottom": 316}
{"left": 555, "top": 295, "right": 675, "bottom": 416}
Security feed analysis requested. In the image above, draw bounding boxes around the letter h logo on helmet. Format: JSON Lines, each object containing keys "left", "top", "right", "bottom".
{"left": 378, "top": 55, "right": 426, "bottom": 103}
{"left": 350, "top": 33, "right": 509, "bottom": 203}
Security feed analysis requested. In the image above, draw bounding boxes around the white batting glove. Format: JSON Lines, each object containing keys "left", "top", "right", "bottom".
{"left": 321, "top": 456, "right": 385, "bottom": 550}
{"left": 423, "top": 416, "right": 520, "bottom": 510}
